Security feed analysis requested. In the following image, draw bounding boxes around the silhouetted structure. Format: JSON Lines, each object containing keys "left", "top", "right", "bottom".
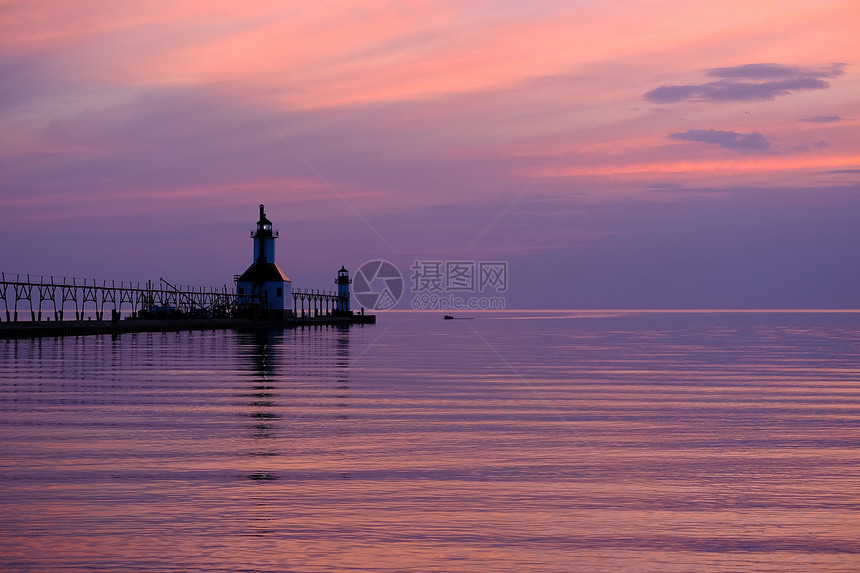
{"left": 0, "top": 273, "right": 235, "bottom": 322}
{"left": 0, "top": 204, "right": 374, "bottom": 338}
{"left": 235, "top": 204, "right": 292, "bottom": 319}
{"left": 335, "top": 266, "right": 351, "bottom": 315}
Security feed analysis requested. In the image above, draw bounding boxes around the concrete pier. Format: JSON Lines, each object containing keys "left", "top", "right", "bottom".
{"left": 0, "top": 314, "right": 375, "bottom": 340}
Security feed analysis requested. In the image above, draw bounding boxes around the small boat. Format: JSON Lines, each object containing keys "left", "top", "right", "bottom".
{"left": 443, "top": 315, "right": 454, "bottom": 320}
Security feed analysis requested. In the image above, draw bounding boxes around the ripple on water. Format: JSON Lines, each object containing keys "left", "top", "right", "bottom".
{"left": 1, "top": 313, "right": 859, "bottom": 572}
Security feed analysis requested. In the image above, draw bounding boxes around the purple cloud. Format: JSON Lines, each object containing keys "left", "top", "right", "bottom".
{"left": 645, "top": 63, "right": 846, "bottom": 103}
{"left": 707, "top": 63, "right": 844, "bottom": 80}
{"left": 801, "top": 115, "right": 847, "bottom": 123}
{"left": 669, "top": 129, "right": 770, "bottom": 152}
{"left": 791, "top": 141, "right": 830, "bottom": 153}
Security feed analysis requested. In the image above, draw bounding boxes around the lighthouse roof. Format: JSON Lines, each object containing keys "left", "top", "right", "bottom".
{"left": 237, "top": 262, "right": 291, "bottom": 284}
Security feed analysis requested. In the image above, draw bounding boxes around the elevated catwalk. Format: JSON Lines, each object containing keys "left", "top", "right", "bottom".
{"left": 0, "top": 273, "right": 374, "bottom": 339}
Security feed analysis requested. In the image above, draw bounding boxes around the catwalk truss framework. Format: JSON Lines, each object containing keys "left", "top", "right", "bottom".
{"left": 0, "top": 273, "right": 239, "bottom": 322}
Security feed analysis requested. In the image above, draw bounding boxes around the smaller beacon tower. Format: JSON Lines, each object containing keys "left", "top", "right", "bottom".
{"left": 335, "top": 266, "right": 351, "bottom": 315}
{"left": 236, "top": 205, "right": 292, "bottom": 319}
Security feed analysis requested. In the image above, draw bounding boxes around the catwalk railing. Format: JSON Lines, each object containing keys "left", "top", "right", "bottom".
{"left": 0, "top": 273, "right": 239, "bottom": 322}
{"left": 292, "top": 288, "right": 348, "bottom": 317}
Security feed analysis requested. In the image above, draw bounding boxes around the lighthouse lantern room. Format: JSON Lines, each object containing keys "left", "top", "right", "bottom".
{"left": 236, "top": 204, "right": 292, "bottom": 318}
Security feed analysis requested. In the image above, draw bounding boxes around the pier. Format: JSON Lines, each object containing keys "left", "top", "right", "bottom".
{"left": 0, "top": 205, "right": 375, "bottom": 339}
{"left": 0, "top": 315, "right": 375, "bottom": 340}
{"left": 0, "top": 272, "right": 374, "bottom": 340}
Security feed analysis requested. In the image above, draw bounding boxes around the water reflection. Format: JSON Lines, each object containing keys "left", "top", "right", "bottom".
{"left": 242, "top": 329, "right": 282, "bottom": 462}
{"left": 239, "top": 326, "right": 354, "bottom": 500}
{"left": 239, "top": 325, "right": 357, "bottom": 539}
{"left": 2, "top": 313, "right": 859, "bottom": 572}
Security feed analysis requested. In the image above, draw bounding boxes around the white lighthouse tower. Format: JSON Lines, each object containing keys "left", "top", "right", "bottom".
{"left": 236, "top": 204, "right": 292, "bottom": 319}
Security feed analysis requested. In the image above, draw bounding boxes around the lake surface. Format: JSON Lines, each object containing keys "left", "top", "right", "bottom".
{"left": 1, "top": 310, "right": 859, "bottom": 572}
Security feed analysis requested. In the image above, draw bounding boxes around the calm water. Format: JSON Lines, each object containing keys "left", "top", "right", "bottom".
{"left": 1, "top": 310, "right": 859, "bottom": 572}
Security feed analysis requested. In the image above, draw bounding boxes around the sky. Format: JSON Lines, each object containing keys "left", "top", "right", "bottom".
{"left": 1, "top": 0, "right": 859, "bottom": 309}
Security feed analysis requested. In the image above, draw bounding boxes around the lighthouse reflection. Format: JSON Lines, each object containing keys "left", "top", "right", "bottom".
{"left": 243, "top": 328, "right": 284, "bottom": 481}
{"left": 239, "top": 325, "right": 352, "bottom": 486}
{"left": 239, "top": 325, "right": 354, "bottom": 537}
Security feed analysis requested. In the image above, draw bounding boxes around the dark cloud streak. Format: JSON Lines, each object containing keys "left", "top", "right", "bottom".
{"left": 802, "top": 115, "right": 847, "bottom": 123}
{"left": 645, "top": 63, "right": 846, "bottom": 103}
{"left": 669, "top": 129, "right": 770, "bottom": 152}
{"left": 708, "top": 63, "right": 844, "bottom": 79}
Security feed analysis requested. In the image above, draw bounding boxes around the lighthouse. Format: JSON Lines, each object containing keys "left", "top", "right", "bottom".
{"left": 235, "top": 204, "right": 292, "bottom": 319}
{"left": 335, "top": 266, "right": 351, "bottom": 315}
